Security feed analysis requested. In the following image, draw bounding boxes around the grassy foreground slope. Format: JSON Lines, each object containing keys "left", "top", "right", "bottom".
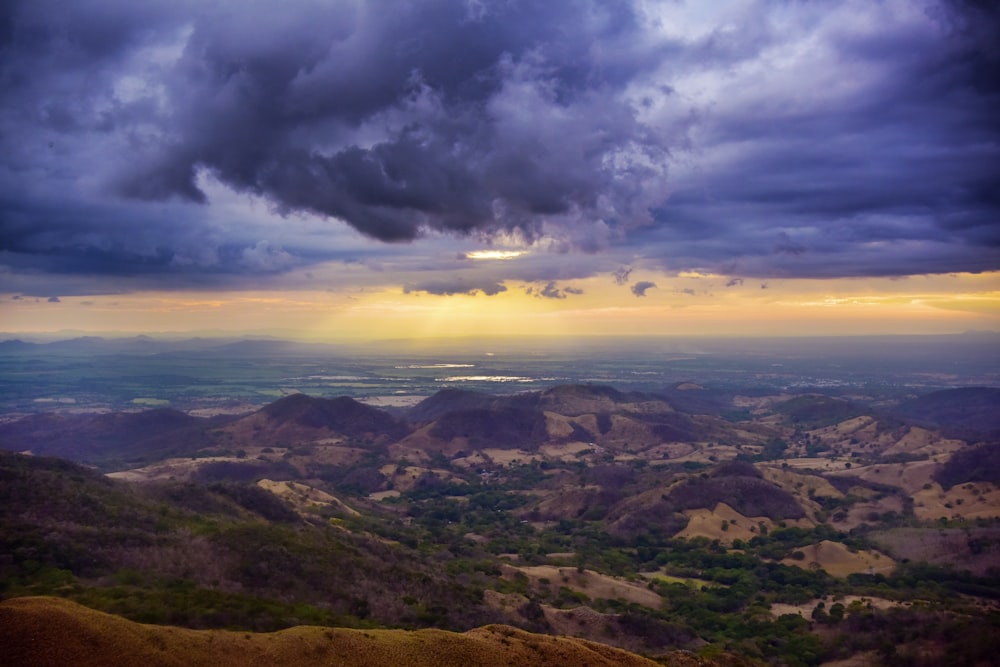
{"left": 0, "top": 596, "right": 728, "bottom": 667}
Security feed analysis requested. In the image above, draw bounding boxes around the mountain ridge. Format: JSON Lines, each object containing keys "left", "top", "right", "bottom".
{"left": 3, "top": 596, "right": 728, "bottom": 667}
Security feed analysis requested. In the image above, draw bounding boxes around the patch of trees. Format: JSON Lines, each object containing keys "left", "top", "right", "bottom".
{"left": 648, "top": 412, "right": 699, "bottom": 442}
{"left": 668, "top": 475, "right": 806, "bottom": 520}
{"left": 776, "top": 395, "right": 867, "bottom": 429}
{"left": 822, "top": 606, "right": 1000, "bottom": 666}
{"left": 193, "top": 459, "right": 297, "bottom": 483}
{"left": 934, "top": 442, "right": 1000, "bottom": 490}
{"left": 893, "top": 387, "right": 1000, "bottom": 434}
{"left": 313, "top": 463, "right": 387, "bottom": 495}
{"left": 208, "top": 482, "right": 299, "bottom": 522}
{"left": 429, "top": 407, "right": 548, "bottom": 450}
{"left": 711, "top": 460, "right": 761, "bottom": 479}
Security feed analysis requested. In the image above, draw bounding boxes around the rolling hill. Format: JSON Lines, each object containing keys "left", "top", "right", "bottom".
{"left": 0, "top": 409, "right": 225, "bottom": 469}
{"left": 1, "top": 596, "right": 706, "bottom": 667}
{"left": 892, "top": 387, "right": 1000, "bottom": 435}
{"left": 221, "top": 393, "right": 409, "bottom": 446}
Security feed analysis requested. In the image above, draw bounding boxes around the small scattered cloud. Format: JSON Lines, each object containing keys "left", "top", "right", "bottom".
{"left": 679, "top": 288, "right": 696, "bottom": 296}
{"left": 760, "top": 282, "right": 769, "bottom": 290}
{"left": 404, "top": 280, "right": 507, "bottom": 297}
{"left": 530, "top": 281, "right": 584, "bottom": 300}
{"left": 613, "top": 267, "right": 633, "bottom": 285}
{"left": 539, "top": 282, "right": 564, "bottom": 299}
{"left": 725, "top": 278, "right": 744, "bottom": 288}
{"left": 631, "top": 281, "right": 656, "bottom": 297}
{"left": 47, "top": 296, "right": 61, "bottom": 302}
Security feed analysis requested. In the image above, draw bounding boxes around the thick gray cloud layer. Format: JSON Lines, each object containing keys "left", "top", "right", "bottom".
{"left": 1, "top": 0, "right": 998, "bottom": 294}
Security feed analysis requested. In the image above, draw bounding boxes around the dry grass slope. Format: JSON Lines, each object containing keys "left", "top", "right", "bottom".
{"left": 515, "top": 565, "right": 664, "bottom": 609}
{"left": 1, "top": 596, "right": 669, "bottom": 667}
{"left": 780, "top": 540, "right": 895, "bottom": 578}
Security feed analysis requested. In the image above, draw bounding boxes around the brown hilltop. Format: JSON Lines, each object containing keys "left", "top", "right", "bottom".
{"left": 0, "top": 596, "right": 753, "bottom": 667}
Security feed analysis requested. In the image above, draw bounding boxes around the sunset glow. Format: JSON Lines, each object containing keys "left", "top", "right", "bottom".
{"left": 3, "top": 272, "right": 997, "bottom": 341}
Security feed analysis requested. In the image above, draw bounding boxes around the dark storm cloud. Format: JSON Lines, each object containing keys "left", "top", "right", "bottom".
{"left": 631, "top": 281, "right": 656, "bottom": 297}
{"left": 634, "top": 0, "right": 1000, "bottom": 278}
{"left": 93, "top": 0, "right": 660, "bottom": 243}
{"left": 1, "top": 0, "right": 998, "bottom": 292}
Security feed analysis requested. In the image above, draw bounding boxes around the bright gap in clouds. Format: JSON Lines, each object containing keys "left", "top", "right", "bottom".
{"left": 465, "top": 250, "right": 525, "bottom": 260}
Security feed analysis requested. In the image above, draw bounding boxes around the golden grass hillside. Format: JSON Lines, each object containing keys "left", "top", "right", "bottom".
{"left": 1, "top": 596, "right": 682, "bottom": 667}
{"left": 781, "top": 540, "right": 895, "bottom": 578}
{"left": 514, "top": 565, "right": 664, "bottom": 609}
{"left": 256, "top": 479, "right": 360, "bottom": 516}
{"left": 675, "top": 503, "right": 774, "bottom": 544}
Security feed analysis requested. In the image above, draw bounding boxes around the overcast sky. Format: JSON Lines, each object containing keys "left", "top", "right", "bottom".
{"left": 1, "top": 0, "right": 998, "bottom": 338}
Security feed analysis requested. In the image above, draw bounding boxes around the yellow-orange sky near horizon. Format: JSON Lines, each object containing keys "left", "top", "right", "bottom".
{"left": 3, "top": 271, "right": 997, "bottom": 341}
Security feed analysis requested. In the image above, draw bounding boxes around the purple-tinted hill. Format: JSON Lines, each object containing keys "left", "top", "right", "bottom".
{"left": 0, "top": 409, "right": 220, "bottom": 469}
{"left": 257, "top": 393, "right": 407, "bottom": 439}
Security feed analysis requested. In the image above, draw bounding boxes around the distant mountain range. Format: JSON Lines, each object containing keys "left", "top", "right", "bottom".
{"left": 3, "top": 383, "right": 998, "bottom": 473}
{"left": 0, "top": 335, "right": 351, "bottom": 357}
{"left": 2, "top": 331, "right": 998, "bottom": 357}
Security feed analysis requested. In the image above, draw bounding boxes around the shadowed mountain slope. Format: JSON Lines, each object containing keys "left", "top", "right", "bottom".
{"left": 934, "top": 441, "right": 1000, "bottom": 490}
{"left": 668, "top": 468, "right": 806, "bottom": 521}
{"left": 656, "top": 384, "right": 738, "bottom": 417}
{"left": 222, "top": 394, "right": 408, "bottom": 446}
{"left": 402, "top": 384, "right": 709, "bottom": 456}
{"left": 775, "top": 395, "right": 868, "bottom": 430}
{"left": 428, "top": 406, "right": 549, "bottom": 450}
{"left": 407, "top": 388, "right": 538, "bottom": 423}
{"left": 0, "top": 409, "right": 221, "bottom": 469}
{"left": 893, "top": 387, "right": 1000, "bottom": 435}
{"left": 0, "top": 452, "right": 500, "bottom": 631}
{"left": 409, "top": 385, "right": 678, "bottom": 424}
{"left": 260, "top": 394, "right": 405, "bottom": 435}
